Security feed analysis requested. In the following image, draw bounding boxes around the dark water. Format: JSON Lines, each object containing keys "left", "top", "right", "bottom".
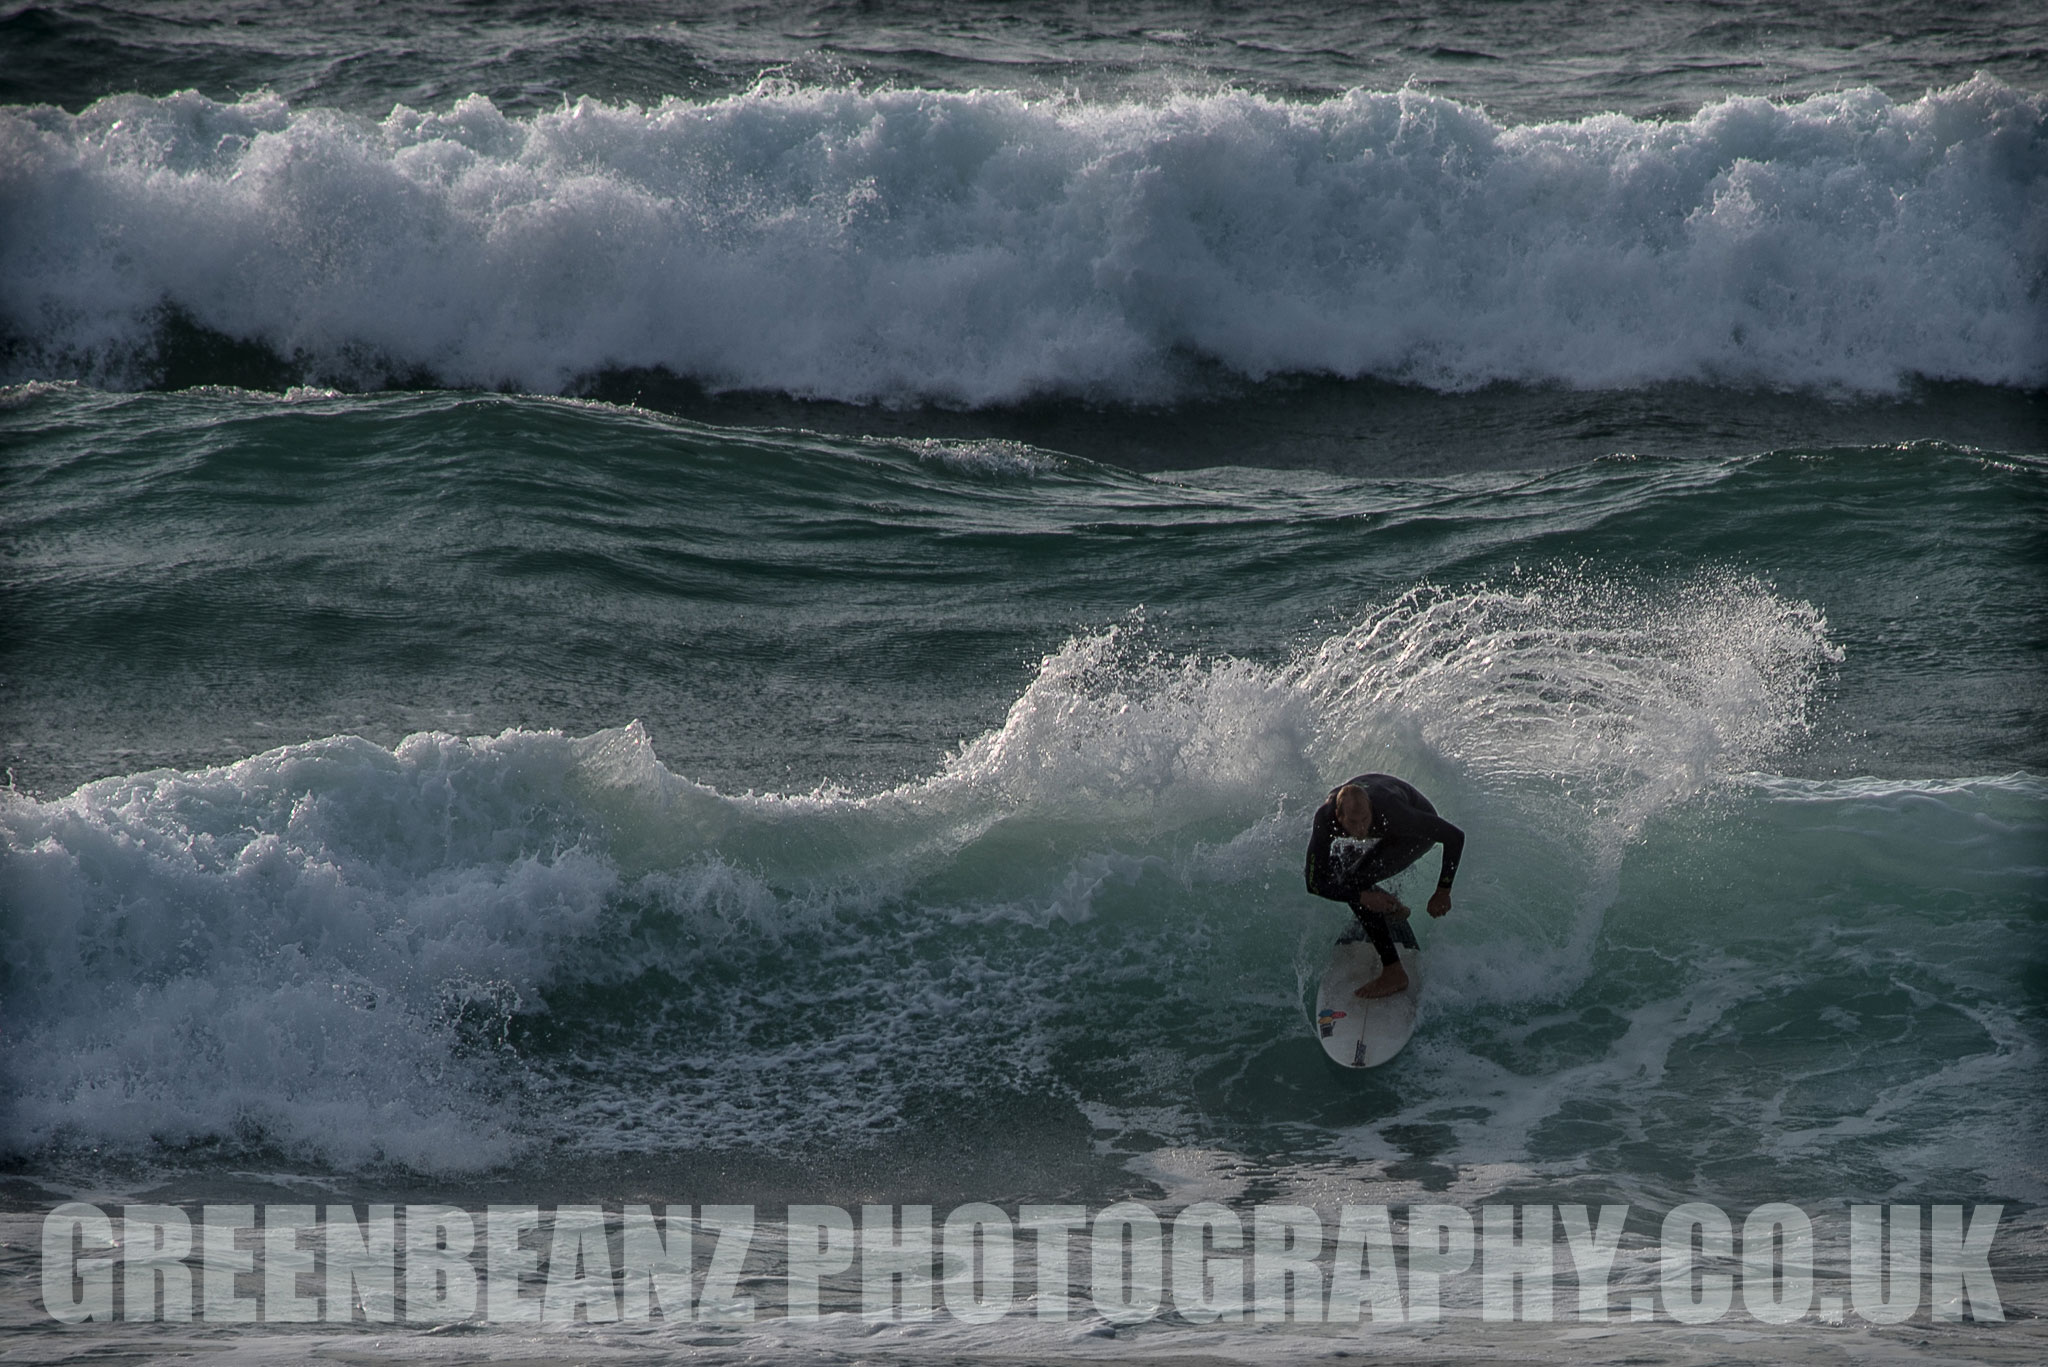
{"left": 7, "top": 0, "right": 2046, "bottom": 121}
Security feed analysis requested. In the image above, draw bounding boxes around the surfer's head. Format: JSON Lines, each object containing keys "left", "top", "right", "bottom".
{"left": 1332, "top": 784, "right": 1372, "bottom": 837}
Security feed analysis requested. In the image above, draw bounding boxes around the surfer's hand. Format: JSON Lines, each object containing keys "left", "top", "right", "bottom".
{"left": 1427, "top": 888, "right": 1452, "bottom": 919}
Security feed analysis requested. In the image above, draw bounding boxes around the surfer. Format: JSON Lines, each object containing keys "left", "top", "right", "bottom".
{"left": 1305, "top": 774, "right": 1465, "bottom": 999}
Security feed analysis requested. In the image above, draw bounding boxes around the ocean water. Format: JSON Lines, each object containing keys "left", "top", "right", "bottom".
{"left": 2, "top": 3, "right": 2045, "bottom": 1362}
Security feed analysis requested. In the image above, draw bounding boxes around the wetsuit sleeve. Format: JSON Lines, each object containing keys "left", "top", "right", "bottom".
{"left": 1429, "top": 817, "right": 1464, "bottom": 888}
{"left": 1304, "top": 799, "right": 1359, "bottom": 901}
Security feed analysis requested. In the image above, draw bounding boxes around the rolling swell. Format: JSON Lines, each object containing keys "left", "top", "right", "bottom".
{"left": 3, "top": 76, "right": 2043, "bottom": 401}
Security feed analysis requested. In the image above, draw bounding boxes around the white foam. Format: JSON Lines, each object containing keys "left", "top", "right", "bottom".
{"left": 0, "top": 730, "right": 624, "bottom": 1171}
{"left": 3, "top": 78, "right": 2040, "bottom": 399}
{"left": 898, "top": 436, "right": 1068, "bottom": 476}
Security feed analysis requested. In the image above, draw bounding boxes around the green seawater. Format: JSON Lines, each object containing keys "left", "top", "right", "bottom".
{"left": 2, "top": 383, "right": 2041, "bottom": 1220}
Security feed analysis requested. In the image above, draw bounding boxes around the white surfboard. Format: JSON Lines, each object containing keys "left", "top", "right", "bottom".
{"left": 1314, "top": 923, "right": 1423, "bottom": 1068}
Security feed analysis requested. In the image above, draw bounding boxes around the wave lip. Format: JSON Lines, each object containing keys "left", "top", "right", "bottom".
{"left": 2, "top": 76, "right": 2043, "bottom": 401}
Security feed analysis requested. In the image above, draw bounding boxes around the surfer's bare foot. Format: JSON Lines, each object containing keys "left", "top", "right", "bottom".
{"left": 1358, "top": 962, "right": 1409, "bottom": 998}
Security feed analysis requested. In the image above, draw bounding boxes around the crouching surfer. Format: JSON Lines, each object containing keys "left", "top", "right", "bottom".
{"left": 1305, "top": 774, "right": 1465, "bottom": 999}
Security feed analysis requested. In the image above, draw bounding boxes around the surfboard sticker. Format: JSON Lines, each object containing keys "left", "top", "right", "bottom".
{"left": 1313, "top": 932, "right": 1423, "bottom": 1069}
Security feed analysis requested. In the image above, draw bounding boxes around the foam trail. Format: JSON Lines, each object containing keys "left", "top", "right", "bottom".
{"left": 2, "top": 78, "right": 2042, "bottom": 400}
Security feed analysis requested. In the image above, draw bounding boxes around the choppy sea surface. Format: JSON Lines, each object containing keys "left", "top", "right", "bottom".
{"left": 2, "top": 3, "right": 2044, "bottom": 1361}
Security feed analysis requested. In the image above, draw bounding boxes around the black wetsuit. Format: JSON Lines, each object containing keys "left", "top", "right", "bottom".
{"left": 1304, "top": 773, "right": 1465, "bottom": 966}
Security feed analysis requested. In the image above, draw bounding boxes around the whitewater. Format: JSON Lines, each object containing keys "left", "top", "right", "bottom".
{"left": 4, "top": 77, "right": 2044, "bottom": 401}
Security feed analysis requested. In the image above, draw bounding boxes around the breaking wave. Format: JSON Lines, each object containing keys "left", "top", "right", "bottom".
{"left": 3, "top": 76, "right": 2042, "bottom": 401}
